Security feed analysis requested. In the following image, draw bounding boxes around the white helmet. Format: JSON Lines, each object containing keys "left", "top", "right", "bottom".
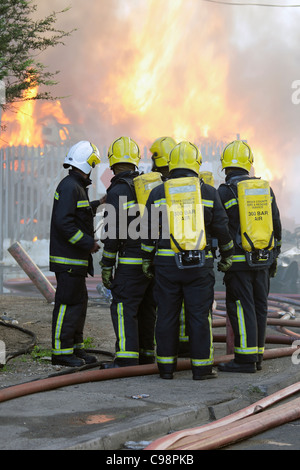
{"left": 63, "top": 141, "right": 101, "bottom": 174}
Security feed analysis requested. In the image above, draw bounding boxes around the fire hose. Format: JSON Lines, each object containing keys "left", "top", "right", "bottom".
{"left": 145, "top": 381, "right": 300, "bottom": 451}
{"left": 0, "top": 294, "right": 299, "bottom": 393}
{"left": 0, "top": 347, "right": 298, "bottom": 405}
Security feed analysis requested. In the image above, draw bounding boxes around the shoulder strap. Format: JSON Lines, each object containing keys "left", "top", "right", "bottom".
{"left": 114, "top": 173, "right": 139, "bottom": 201}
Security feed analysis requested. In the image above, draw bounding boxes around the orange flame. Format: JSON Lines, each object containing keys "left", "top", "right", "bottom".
{"left": 0, "top": 85, "right": 70, "bottom": 148}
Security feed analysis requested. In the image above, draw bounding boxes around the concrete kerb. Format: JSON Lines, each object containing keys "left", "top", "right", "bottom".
{"left": 66, "top": 365, "right": 300, "bottom": 451}
{"left": 66, "top": 404, "right": 210, "bottom": 451}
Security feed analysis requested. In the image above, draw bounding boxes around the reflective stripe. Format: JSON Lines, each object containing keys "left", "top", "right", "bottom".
{"left": 224, "top": 198, "right": 238, "bottom": 209}
{"left": 179, "top": 336, "right": 189, "bottom": 343}
{"left": 52, "top": 348, "right": 73, "bottom": 355}
{"left": 191, "top": 311, "right": 214, "bottom": 367}
{"left": 116, "top": 302, "right": 139, "bottom": 359}
{"left": 235, "top": 346, "right": 258, "bottom": 355}
{"left": 202, "top": 199, "right": 214, "bottom": 208}
{"left": 123, "top": 200, "right": 136, "bottom": 209}
{"left": 236, "top": 300, "right": 247, "bottom": 350}
{"left": 179, "top": 304, "right": 187, "bottom": 341}
{"left": 141, "top": 243, "right": 155, "bottom": 253}
{"left": 157, "top": 249, "right": 213, "bottom": 259}
{"left": 154, "top": 198, "right": 166, "bottom": 207}
{"left": 117, "top": 303, "right": 125, "bottom": 352}
{"left": 220, "top": 240, "right": 234, "bottom": 252}
{"left": 157, "top": 249, "right": 175, "bottom": 256}
{"left": 157, "top": 355, "right": 177, "bottom": 365}
{"left": 103, "top": 250, "right": 117, "bottom": 259}
{"left": 53, "top": 304, "right": 67, "bottom": 353}
{"left": 115, "top": 351, "right": 139, "bottom": 359}
{"left": 236, "top": 300, "right": 258, "bottom": 355}
{"left": 118, "top": 257, "right": 143, "bottom": 265}
{"left": 233, "top": 255, "right": 246, "bottom": 262}
{"left": 191, "top": 357, "right": 214, "bottom": 366}
{"left": 77, "top": 200, "right": 89, "bottom": 208}
{"left": 68, "top": 229, "right": 84, "bottom": 244}
{"left": 139, "top": 348, "right": 155, "bottom": 357}
{"left": 54, "top": 191, "right": 59, "bottom": 200}
{"left": 50, "top": 255, "right": 88, "bottom": 266}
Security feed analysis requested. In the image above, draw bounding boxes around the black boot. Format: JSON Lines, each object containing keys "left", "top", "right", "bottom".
{"left": 74, "top": 349, "right": 97, "bottom": 364}
{"left": 52, "top": 354, "right": 85, "bottom": 367}
{"left": 256, "top": 354, "right": 263, "bottom": 371}
{"left": 193, "top": 369, "right": 218, "bottom": 381}
{"left": 218, "top": 359, "right": 256, "bottom": 373}
{"left": 100, "top": 361, "right": 121, "bottom": 369}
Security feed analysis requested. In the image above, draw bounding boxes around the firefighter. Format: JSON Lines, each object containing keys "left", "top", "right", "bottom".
{"left": 99, "top": 136, "right": 156, "bottom": 368}
{"left": 150, "top": 136, "right": 177, "bottom": 179}
{"left": 50, "top": 140, "right": 101, "bottom": 367}
{"left": 142, "top": 141, "right": 234, "bottom": 380}
{"left": 150, "top": 136, "right": 189, "bottom": 354}
{"left": 217, "top": 140, "right": 282, "bottom": 373}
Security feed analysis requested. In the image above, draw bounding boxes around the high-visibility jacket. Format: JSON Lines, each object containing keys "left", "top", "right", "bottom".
{"left": 218, "top": 169, "right": 282, "bottom": 271}
{"left": 50, "top": 169, "right": 100, "bottom": 276}
{"left": 141, "top": 169, "right": 234, "bottom": 267}
{"left": 100, "top": 170, "right": 144, "bottom": 268}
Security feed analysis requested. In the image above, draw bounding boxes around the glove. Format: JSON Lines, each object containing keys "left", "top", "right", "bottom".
{"left": 101, "top": 266, "right": 113, "bottom": 289}
{"left": 269, "top": 259, "right": 277, "bottom": 278}
{"left": 142, "top": 259, "right": 154, "bottom": 279}
{"left": 217, "top": 255, "right": 233, "bottom": 273}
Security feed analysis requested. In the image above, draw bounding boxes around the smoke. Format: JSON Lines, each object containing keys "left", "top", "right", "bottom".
{"left": 35, "top": 0, "right": 300, "bottom": 226}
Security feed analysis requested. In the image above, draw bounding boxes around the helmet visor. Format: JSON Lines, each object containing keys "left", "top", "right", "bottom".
{"left": 87, "top": 143, "right": 101, "bottom": 168}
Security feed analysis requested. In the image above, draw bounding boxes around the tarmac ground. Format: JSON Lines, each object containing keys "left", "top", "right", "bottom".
{"left": 0, "top": 339, "right": 300, "bottom": 452}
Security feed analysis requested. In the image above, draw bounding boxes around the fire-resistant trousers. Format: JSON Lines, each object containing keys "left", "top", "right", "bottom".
{"left": 110, "top": 265, "right": 156, "bottom": 366}
{"left": 224, "top": 268, "right": 270, "bottom": 364}
{"left": 154, "top": 265, "right": 215, "bottom": 376}
{"left": 52, "top": 271, "right": 88, "bottom": 356}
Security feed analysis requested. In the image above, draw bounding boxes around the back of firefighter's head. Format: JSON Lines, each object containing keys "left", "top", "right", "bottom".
{"left": 168, "top": 141, "right": 202, "bottom": 175}
{"left": 150, "top": 136, "right": 177, "bottom": 170}
{"left": 63, "top": 141, "right": 101, "bottom": 175}
{"left": 221, "top": 140, "right": 253, "bottom": 173}
{"left": 108, "top": 136, "right": 140, "bottom": 174}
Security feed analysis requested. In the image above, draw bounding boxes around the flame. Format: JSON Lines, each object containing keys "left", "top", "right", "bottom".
{"left": 0, "top": 3, "right": 287, "bottom": 189}
{"left": 98, "top": 0, "right": 234, "bottom": 147}
{"left": 0, "top": 85, "right": 70, "bottom": 148}
{"left": 253, "top": 150, "right": 273, "bottom": 181}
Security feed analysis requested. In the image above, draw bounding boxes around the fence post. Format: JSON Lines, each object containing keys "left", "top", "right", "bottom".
{"left": 7, "top": 241, "right": 55, "bottom": 303}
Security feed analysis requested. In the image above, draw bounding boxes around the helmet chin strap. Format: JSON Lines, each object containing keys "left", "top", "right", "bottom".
{"left": 71, "top": 166, "right": 90, "bottom": 178}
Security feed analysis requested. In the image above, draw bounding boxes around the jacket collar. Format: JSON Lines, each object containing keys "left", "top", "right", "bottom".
{"left": 69, "top": 169, "right": 92, "bottom": 187}
{"left": 225, "top": 169, "right": 249, "bottom": 183}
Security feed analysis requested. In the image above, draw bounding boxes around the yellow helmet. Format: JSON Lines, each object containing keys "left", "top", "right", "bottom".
{"left": 108, "top": 136, "right": 140, "bottom": 168}
{"left": 221, "top": 140, "right": 253, "bottom": 172}
{"left": 150, "top": 136, "right": 177, "bottom": 168}
{"left": 168, "top": 141, "right": 202, "bottom": 174}
{"left": 199, "top": 171, "right": 214, "bottom": 186}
